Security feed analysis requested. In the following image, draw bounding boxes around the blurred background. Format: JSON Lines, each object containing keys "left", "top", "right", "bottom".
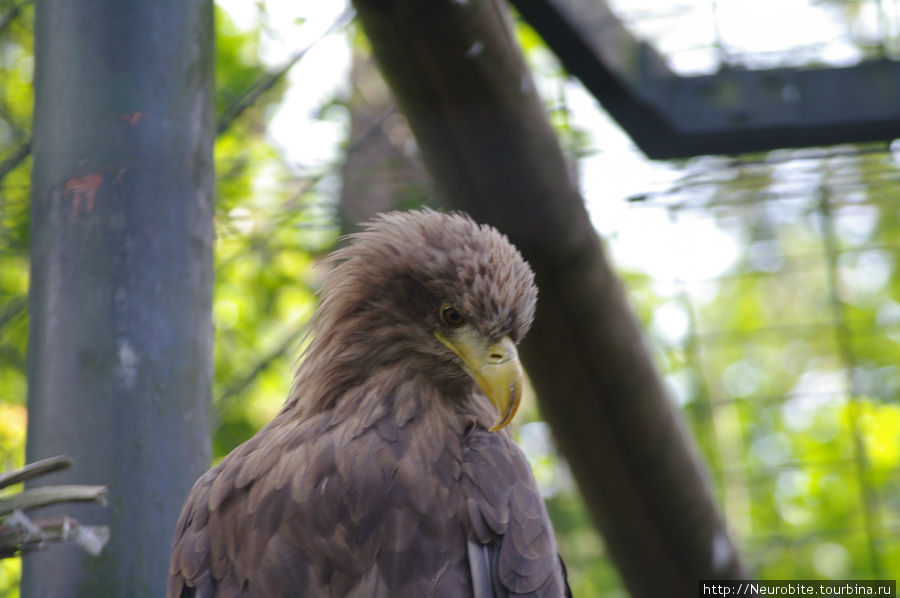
{"left": 2, "top": 0, "right": 899, "bottom": 595}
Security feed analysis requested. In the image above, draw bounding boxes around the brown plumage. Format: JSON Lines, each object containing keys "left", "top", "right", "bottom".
{"left": 168, "top": 209, "right": 570, "bottom": 597}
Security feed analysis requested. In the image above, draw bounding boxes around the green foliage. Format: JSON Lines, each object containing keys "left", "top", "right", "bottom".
{"left": 620, "top": 147, "right": 900, "bottom": 580}
{"left": 215, "top": 9, "right": 266, "bottom": 120}
{"left": 209, "top": 7, "right": 342, "bottom": 457}
{"left": 0, "top": 6, "right": 32, "bottom": 598}
{"left": 0, "top": 0, "right": 33, "bottom": 465}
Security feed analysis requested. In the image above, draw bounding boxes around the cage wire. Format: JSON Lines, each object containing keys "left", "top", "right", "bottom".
{"left": 588, "top": 0, "right": 900, "bottom": 574}
{"left": 615, "top": 142, "right": 900, "bottom": 578}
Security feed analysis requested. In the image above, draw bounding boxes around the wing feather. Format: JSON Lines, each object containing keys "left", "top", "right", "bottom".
{"left": 170, "top": 403, "right": 477, "bottom": 597}
{"left": 461, "top": 429, "right": 570, "bottom": 597}
{"left": 169, "top": 401, "right": 569, "bottom": 597}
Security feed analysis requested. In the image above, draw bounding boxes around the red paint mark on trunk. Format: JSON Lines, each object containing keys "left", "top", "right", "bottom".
{"left": 63, "top": 173, "right": 103, "bottom": 214}
{"left": 120, "top": 111, "right": 147, "bottom": 126}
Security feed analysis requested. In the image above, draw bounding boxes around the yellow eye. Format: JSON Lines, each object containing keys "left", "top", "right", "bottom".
{"left": 440, "top": 303, "right": 465, "bottom": 327}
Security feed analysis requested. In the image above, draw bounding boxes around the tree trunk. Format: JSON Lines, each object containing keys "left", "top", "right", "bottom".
{"left": 339, "top": 45, "right": 431, "bottom": 234}
{"left": 351, "top": 0, "right": 750, "bottom": 595}
{"left": 23, "top": 1, "right": 214, "bottom": 596}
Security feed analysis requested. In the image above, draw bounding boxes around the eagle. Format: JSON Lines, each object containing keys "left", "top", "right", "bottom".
{"left": 168, "top": 209, "right": 571, "bottom": 597}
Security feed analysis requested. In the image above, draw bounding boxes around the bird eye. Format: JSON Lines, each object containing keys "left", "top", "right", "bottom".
{"left": 440, "top": 303, "right": 465, "bottom": 327}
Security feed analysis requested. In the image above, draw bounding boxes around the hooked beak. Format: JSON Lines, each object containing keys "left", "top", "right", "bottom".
{"left": 435, "top": 327, "right": 523, "bottom": 431}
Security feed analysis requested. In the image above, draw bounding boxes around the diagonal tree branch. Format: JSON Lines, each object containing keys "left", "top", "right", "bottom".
{"left": 351, "top": 0, "right": 750, "bottom": 595}
{"left": 0, "top": 297, "right": 27, "bottom": 335}
{"left": 0, "top": 140, "right": 31, "bottom": 187}
{"left": 217, "top": 320, "right": 311, "bottom": 410}
{"left": 0, "top": 0, "right": 30, "bottom": 37}
{"left": 217, "top": 8, "right": 356, "bottom": 136}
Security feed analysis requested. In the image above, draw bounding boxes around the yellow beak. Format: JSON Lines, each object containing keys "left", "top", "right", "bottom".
{"left": 435, "top": 327, "right": 523, "bottom": 431}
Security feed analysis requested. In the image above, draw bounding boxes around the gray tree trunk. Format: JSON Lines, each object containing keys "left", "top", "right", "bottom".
{"left": 23, "top": 1, "right": 214, "bottom": 596}
{"left": 351, "top": 0, "right": 750, "bottom": 595}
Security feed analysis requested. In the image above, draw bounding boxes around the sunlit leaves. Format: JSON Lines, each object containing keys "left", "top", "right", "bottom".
{"left": 0, "top": 6, "right": 32, "bottom": 476}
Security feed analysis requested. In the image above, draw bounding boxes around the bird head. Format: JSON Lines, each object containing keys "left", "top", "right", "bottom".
{"left": 306, "top": 209, "right": 537, "bottom": 431}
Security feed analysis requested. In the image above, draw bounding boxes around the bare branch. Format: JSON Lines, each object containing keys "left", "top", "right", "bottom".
{"left": 0, "top": 455, "right": 72, "bottom": 490}
{"left": 0, "top": 485, "right": 108, "bottom": 516}
{"left": 218, "top": 320, "right": 311, "bottom": 409}
{"left": 0, "top": 0, "right": 30, "bottom": 37}
{"left": 0, "top": 512, "right": 109, "bottom": 558}
{"left": 0, "top": 140, "right": 31, "bottom": 187}
{"left": 0, "top": 297, "right": 27, "bottom": 335}
{"left": 217, "top": 8, "right": 355, "bottom": 136}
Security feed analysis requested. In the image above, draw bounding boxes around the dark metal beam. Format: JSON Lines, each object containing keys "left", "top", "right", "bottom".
{"left": 513, "top": 0, "right": 900, "bottom": 158}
